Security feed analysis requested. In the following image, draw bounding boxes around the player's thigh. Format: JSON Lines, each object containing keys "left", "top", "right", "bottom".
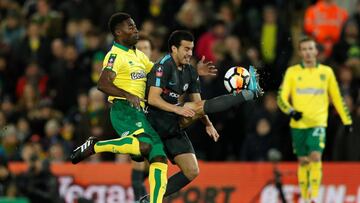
{"left": 306, "top": 127, "right": 326, "bottom": 155}
{"left": 163, "top": 132, "right": 195, "bottom": 164}
{"left": 110, "top": 99, "right": 152, "bottom": 137}
{"left": 111, "top": 99, "right": 160, "bottom": 139}
{"left": 291, "top": 128, "right": 309, "bottom": 157}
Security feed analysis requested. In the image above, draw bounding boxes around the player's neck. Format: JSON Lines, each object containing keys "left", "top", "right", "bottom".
{"left": 302, "top": 60, "right": 317, "bottom": 68}
{"left": 115, "top": 40, "right": 133, "bottom": 50}
{"left": 171, "top": 53, "right": 181, "bottom": 68}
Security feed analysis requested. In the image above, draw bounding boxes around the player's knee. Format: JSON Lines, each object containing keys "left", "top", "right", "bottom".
{"left": 150, "top": 156, "right": 167, "bottom": 164}
{"left": 183, "top": 165, "right": 199, "bottom": 180}
{"left": 309, "top": 152, "right": 321, "bottom": 162}
{"left": 139, "top": 142, "right": 152, "bottom": 158}
{"left": 298, "top": 157, "right": 309, "bottom": 166}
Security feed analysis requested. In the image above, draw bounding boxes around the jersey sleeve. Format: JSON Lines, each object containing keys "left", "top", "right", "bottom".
{"left": 140, "top": 51, "right": 154, "bottom": 74}
{"left": 188, "top": 66, "right": 201, "bottom": 94}
{"left": 327, "top": 68, "right": 352, "bottom": 125}
{"left": 277, "top": 68, "right": 294, "bottom": 114}
{"left": 102, "top": 52, "right": 120, "bottom": 74}
{"left": 147, "top": 63, "right": 169, "bottom": 89}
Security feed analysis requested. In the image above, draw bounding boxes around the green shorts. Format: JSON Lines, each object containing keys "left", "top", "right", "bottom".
{"left": 110, "top": 99, "right": 166, "bottom": 161}
{"left": 291, "top": 127, "right": 326, "bottom": 157}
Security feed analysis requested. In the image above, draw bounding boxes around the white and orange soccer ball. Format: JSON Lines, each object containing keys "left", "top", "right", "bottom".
{"left": 224, "top": 66, "right": 250, "bottom": 93}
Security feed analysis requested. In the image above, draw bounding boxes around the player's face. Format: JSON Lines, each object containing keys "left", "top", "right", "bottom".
{"left": 299, "top": 40, "right": 318, "bottom": 63}
{"left": 136, "top": 40, "right": 152, "bottom": 58}
{"left": 174, "top": 40, "right": 194, "bottom": 65}
{"left": 118, "top": 18, "right": 139, "bottom": 46}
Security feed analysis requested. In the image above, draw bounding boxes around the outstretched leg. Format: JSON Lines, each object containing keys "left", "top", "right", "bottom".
{"left": 179, "top": 66, "right": 263, "bottom": 128}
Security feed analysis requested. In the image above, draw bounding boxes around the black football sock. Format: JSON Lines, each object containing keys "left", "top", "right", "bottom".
{"left": 204, "top": 90, "right": 254, "bottom": 114}
{"left": 131, "top": 169, "right": 147, "bottom": 200}
{"left": 164, "top": 171, "right": 191, "bottom": 197}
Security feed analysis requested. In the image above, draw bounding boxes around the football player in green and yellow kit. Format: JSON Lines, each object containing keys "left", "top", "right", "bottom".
{"left": 70, "top": 12, "right": 168, "bottom": 203}
{"left": 277, "top": 36, "right": 352, "bottom": 203}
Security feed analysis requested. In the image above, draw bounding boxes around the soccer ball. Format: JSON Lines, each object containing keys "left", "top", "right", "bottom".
{"left": 224, "top": 66, "right": 250, "bottom": 93}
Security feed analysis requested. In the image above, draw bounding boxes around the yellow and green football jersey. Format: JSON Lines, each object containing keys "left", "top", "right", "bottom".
{"left": 102, "top": 42, "right": 154, "bottom": 106}
{"left": 278, "top": 63, "right": 352, "bottom": 128}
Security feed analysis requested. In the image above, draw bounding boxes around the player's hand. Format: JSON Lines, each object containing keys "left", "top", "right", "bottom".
{"left": 125, "top": 93, "right": 145, "bottom": 110}
{"left": 289, "top": 110, "right": 302, "bottom": 121}
{"left": 344, "top": 125, "right": 353, "bottom": 135}
{"left": 174, "top": 106, "right": 195, "bottom": 117}
{"left": 196, "top": 56, "right": 217, "bottom": 76}
{"left": 205, "top": 123, "right": 220, "bottom": 142}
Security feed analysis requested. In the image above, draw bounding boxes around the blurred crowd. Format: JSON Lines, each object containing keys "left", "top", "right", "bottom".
{"left": 0, "top": 0, "right": 359, "bottom": 199}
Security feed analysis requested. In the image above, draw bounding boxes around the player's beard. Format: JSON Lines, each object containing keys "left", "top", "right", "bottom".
{"left": 124, "top": 34, "right": 139, "bottom": 47}
{"left": 182, "top": 56, "right": 191, "bottom": 64}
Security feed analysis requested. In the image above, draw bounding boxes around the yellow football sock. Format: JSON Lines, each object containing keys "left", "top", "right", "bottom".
{"left": 148, "top": 162, "right": 168, "bottom": 203}
{"left": 94, "top": 135, "right": 141, "bottom": 156}
{"left": 309, "top": 161, "right": 322, "bottom": 199}
{"left": 298, "top": 164, "right": 310, "bottom": 200}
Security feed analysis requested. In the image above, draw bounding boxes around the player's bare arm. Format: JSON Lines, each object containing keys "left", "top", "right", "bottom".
{"left": 147, "top": 86, "right": 195, "bottom": 117}
{"left": 188, "top": 93, "right": 219, "bottom": 142}
{"left": 97, "top": 69, "right": 144, "bottom": 109}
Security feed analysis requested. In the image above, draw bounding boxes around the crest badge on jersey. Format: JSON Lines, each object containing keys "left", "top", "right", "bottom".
{"left": 106, "top": 53, "right": 117, "bottom": 69}
{"left": 156, "top": 66, "right": 163, "bottom": 77}
{"left": 320, "top": 74, "right": 326, "bottom": 81}
{"left": 183, "top": 83, "right": 189, "bottom": 91}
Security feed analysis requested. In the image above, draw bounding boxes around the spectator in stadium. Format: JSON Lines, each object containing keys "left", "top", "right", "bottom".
{"left": 1, "top": 124, "right": 21, "bottom": 161}
{"left": 277, "top": 36, "right": 353, "bottom": 202}
{"left": 16, "top": 154, "right": 61, "bottom": 203}
{"left": 30, "top": 0, "right": 63, "bottom": 39}
{"left": 17, "top": 21, "right": 51, "bottom": 70}
{"left": 0, "top": 156, "right": 17, "bottom": 198}
{"left": 196, "top": 19, "right": 227, "bottom": 63}
{"left": 240, "top": 117, "right": 275, "bottom": 161}
{"left": 331, "top": 20, "right": 360, "bottom": 78}
{"left": 257, "top": 5, "right": 293, "bottom": 91}
{"left": 304, "top": 0, "right": 348, "bottom": 58}
{"left": 15, "top": 62, "right": 48, "bottom": 98}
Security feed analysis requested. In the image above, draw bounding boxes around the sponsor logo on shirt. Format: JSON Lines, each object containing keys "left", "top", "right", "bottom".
{"left": 163, "top": 88, "right": 179, "bottom": 98}
{"left": 121, "top": 131, "right": 129, "bottom": 137}
{"left": 131, "top": 70, "right": 146, "bottom": 80}
{"left": 296, "top": 88, "right": 324, "bottom": 95}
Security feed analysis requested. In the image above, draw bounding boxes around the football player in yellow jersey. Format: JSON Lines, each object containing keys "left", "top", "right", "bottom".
{"left": 70, "top": 12, "right": 168, "bottom": 203}
{"left": 277, "top": 36, "right": 353, "bottom": 203}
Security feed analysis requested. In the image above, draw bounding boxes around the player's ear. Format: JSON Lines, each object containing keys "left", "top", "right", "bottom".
{"left": 115, "top": 29, "right": 122, "bottom": 37}
{"left": 171, "top": 45, "right": 177, "bottom": 53}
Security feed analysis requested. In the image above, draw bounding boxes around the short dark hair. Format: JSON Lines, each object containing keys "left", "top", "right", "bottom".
{"left": 168, "top": 30, "right": 194, "bottom": 52}
{"left": 298, "top": 35, "right": 316, "bottom": 48}
{"left": 108, "top": 12, "right": 131, "bottom": 37}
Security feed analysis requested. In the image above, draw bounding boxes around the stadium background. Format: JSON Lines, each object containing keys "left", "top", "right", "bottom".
{"left": 0, "top": 0, "right": 359, "bottom": 202}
